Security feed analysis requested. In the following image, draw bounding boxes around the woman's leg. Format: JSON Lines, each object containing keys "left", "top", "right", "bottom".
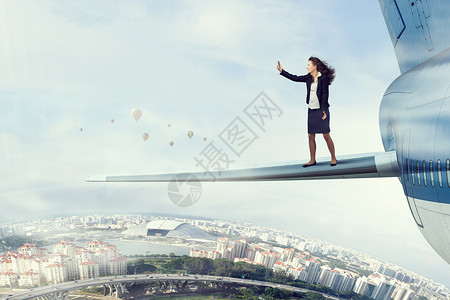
{"left": 323, "top": 133, "right": 337, "bottom": 164}
{"left": 307, "top": 133, "right": 316, "bottom": 164}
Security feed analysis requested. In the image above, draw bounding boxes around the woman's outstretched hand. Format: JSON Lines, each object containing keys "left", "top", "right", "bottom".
{"left": 277, "top": 61, "right": 282, "bottom": 72}
{"left": 322, "top": 111, "right": 327, "bottom": 120}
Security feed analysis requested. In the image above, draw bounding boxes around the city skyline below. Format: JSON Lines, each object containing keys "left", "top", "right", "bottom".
{"left": 0, "top": 212, "right": 448, "bottom": 294}
{"left": 0, "top": 209, "right": 443, "bottom": 277}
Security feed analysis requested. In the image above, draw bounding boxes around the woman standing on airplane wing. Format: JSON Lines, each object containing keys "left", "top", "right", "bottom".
{"left": 277, "top": 57, "right": 338, "bottom": 167}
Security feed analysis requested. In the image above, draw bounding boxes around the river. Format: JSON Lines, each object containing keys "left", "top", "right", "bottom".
{"left": 101, "top": 239, "right": 191, "bottom": 256}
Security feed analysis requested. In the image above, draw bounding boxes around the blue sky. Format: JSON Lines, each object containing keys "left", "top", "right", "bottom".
{"left": 1, "top": 0, "right": 449, "bottom": 288}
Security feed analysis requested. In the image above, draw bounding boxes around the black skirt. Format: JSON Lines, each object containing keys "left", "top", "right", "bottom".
{"left": 308, "top": 108, "right": 330, "bottom": 134}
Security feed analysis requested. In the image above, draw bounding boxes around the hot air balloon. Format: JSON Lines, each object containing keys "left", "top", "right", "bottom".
{"left": 131, "top": 108, "right": 142, "bottom": 122}
{"left": 80, "top": 128, "right": 83, "bottom": 132}
{"left": 169, "top": 141, "right": 174, "bottom": 147}
{"left": 142, "top": 133, "right": 149, "bottom": 141}
{"left": 187, "top": 131, "right": 194, "bottom": 139}
{"left": 168, "top": 124, "right": 171, "bottom": 127}
{"left": 203, "top": 137, "right": 207, "bottom": 142}
{"left": 110, "top": 119, "right": 115, "bottom": 124}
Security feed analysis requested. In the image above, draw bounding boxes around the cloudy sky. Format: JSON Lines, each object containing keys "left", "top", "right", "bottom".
{"left": 1, "top": 0, "right": 449, "bottom": 288}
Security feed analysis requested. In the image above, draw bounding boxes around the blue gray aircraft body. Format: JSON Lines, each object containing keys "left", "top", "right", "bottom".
{"left": 88, "top": 0, "right": 450, "bottom": 265}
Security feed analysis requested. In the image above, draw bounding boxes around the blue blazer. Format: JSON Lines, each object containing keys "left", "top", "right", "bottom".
{"left": 280, "top": 69, "right": 330, "bottom": 110}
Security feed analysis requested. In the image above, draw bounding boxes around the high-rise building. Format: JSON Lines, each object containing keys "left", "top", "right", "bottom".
{"left": 261, "top": 233, "right": 270, "bottom": 242}
{"left": 18, "top": 243, "right": 47, "bottom": 256}
{"left": 282, "top": 248, "right": 295, "bottom": 262}
{"left": 395, "top": 272, "right": 406, "bottom": 281}
{"left": 354, "top": 276, "right": 377, "bottom": 297}
{"left": 305, "top": 259, "right": 321, "bottom": 284}
{"left": 383, "top": 267, "right": 396, "bottom": 278}
{"left": 318, "top": 265, "right": 333, "bottom": 286}
{"left": 0, "top": 239, "right": 127, "bottom": 287}
{"left": 392, "top": 286, "right": 410, "bottom": 300}
{"left": 273, "top": 261, "right": 289, "bottom": 273}
{"left": 54, "top": 241, "right": 78, "bottom": 257}
{"left": 0, "top": 272, "right": 19, "bottom": 287}
{"left": 207, "top": 251, "right": 221, "bottom": 260}
{"left": 216, "top": 238, "right": 228, "bottom": 252}
{"left": 330, "top": 272, "right": 345, "bottom": 292}
{"left": 45, "top": 264, "right": 68, "bottom": 284}
{"left": 253, "top": 251, "right": 279, "bottom": 269}
{"left": 18, "top": 271, "right": 40, "bottom": 287}
{"left": 340, "top": 273, "right": 357, "bottom": 293}
{"left": 231, "top": 240, "right": 248, "bottom": 260}
{"left": 276, "top": 235, "right": 290, "bottom": 246}
{"left": 292, "top": 254, "right": 307, "bottom": 267}
{"left": 79, "top": 261, "right": 99, "bottom": 280}
{"left": 12, "top": 224, "right": 25, "bottom": 236}
{"left": 287, "top": 266, "right": 307, "bottom": 281}
{"left": 308, "top": 245, "right": 320, "bottom": 254}
{"left": 0, "top": 226, "right": 7, "bottom": 238}
{"left": 296, "top": 242, "right": 307, "bottom": 251}
{"left": 245, "top": 248, "right": 256, "bottom": 261}
{"left": 371, "top": 279, "right": 396, "bottom": 300}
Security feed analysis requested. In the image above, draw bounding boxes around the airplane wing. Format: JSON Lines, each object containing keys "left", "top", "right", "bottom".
{"left": 86, "top": 151, "right": 400, "bottom": 182}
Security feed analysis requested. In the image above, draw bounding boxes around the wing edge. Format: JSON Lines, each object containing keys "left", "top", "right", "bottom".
{"left": 86, "top": 151, "right": 400, "bottom": 183}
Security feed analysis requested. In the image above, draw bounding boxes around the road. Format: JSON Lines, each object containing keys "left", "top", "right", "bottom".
{"left": 3, "top": 274, "right": 340, "bottom": 300}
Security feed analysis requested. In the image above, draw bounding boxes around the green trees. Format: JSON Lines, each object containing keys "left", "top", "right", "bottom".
{"left": 211, "top": 259, "right": 234, "bottom": 277}
{"left": 163, "top": 257, "right": 214, "bottom": 274}
{"left": 184, "top": 257, "right": 214, "bottom": 274}
{"left": 262, "top": 287, "right": 293, "bottom": 299}
{"left": 304, "top": 291, "right": 326, "bottom": 300}
{"left": 127, "top": 258, "right": 157, "bottom": 274}
{"left": 162, "top": 257, "right": 268, "bottom": 280}
{"left": 224, "top": 261, "right": 269, "bottom": 281}
{"left": 0, "top": 236, "right": 43, "bottom": 252}
{"left": 163, "top": 257, "right": 185, "bottom": 271}
{"left": 134, "top": 256, "right": 360, "bottom": 299}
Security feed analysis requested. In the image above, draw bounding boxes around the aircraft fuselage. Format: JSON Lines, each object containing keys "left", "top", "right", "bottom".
{"left": 380, "top": 47, "right": 450, "bottom": 263}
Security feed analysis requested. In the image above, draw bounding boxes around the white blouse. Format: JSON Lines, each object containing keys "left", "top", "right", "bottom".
{"left": 308, "top": 81, "right": 320, "bottom": 109}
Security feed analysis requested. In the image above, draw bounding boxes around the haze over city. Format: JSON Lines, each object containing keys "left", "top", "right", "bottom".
{"left": 1, "top": 0, "right": 449, "bottom": 290}
{"left": 1, "top": 213, "right": 448, "bottom": 300}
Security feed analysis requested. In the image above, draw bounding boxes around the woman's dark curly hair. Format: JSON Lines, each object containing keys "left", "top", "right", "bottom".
{"left": 309, "top": 56, "right": 335, "bottom": 84}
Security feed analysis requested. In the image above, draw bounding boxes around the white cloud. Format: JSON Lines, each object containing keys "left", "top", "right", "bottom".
{"left": 0, "top": 0, "right": 449, "bottom": 288}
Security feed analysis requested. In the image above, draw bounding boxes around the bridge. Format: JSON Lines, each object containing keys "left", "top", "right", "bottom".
{"left": 2, "top": 274, "right": 340, "bottom": 300}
